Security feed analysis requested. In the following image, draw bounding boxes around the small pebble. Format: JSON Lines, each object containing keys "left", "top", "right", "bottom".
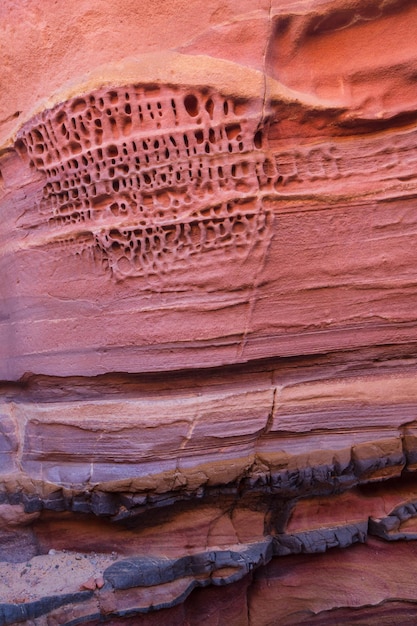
{"left": 95, "top": 575, "right": 105, "bottom": 589}
{"left": 80, "top": 576, "right": 96, "bottom": 591}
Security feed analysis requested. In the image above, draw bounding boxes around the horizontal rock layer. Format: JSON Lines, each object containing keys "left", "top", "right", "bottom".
{"left": 3, "top": 476, "right": 417, "bottom": 624}
{"left": 2, "top": 346, "right": 417, "bottom": 496}
{"left": 0, "top": 348, "right": 416, "bottom": 622}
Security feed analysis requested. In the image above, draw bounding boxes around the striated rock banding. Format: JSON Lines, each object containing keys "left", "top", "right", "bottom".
{"left": 3, "top": 0, "right": 417, "bottom": 624}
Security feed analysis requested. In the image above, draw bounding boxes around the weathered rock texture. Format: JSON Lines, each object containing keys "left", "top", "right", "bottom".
{"left": 2, "top": 0, "right": 417, "bottom": 624}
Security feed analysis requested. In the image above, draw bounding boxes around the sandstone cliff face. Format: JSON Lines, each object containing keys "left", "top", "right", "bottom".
{"left": 2, "top": 1, "right": 417, "bottom": 624}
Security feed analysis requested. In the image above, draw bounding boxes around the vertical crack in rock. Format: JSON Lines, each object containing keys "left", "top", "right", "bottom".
{"left": 236, "top": 0, "right": 275, "bottom": 362}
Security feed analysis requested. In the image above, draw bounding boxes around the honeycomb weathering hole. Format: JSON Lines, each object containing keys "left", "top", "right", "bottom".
{"left": 16, "top": 83, "right": 273, "bottom": 284}
{"left": 184, "top": 93, "right": 199, "bottom": 117}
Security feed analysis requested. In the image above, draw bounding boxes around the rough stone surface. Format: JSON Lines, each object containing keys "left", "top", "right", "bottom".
{"left": 2, "top": 0, "right": 417, "bottom": 624}
{"left": 4, "top": 1, "right": 417, "bottom": 378}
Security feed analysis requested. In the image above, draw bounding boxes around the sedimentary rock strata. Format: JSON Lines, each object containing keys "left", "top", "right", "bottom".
{"left": 2, "top": 0, "right": 417, "bottom": 623}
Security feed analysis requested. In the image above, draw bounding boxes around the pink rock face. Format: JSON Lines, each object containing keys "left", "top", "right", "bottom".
{"left": 3, "top": 1, "right": 417, "bottom": 377}
{"left": 2, "top": 0, "right": 417, "bottom": 624}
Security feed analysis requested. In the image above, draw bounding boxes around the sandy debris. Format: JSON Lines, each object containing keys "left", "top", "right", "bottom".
{"left": 0, "top": 550, "right": 118, "bottom": 604}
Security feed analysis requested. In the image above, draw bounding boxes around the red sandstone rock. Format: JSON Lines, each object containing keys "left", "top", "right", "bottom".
{"left": 3, "top": 2, "right": 417, "bottom": 378}
{"left": 2, "top": 0, "right": 417, "bottom": 624}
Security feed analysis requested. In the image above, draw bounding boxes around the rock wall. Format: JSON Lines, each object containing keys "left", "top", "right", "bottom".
{"left": 2, "top": 0, "right": 417, "bottom": 624}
